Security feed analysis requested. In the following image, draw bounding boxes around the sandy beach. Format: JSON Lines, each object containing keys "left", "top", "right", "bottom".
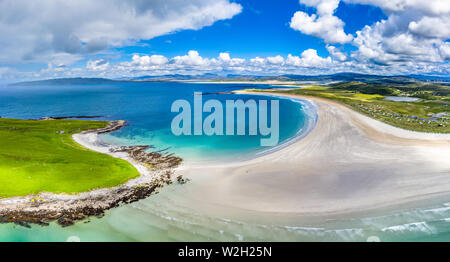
{"left": 176, "top": 91, "right": 450, "bottom": 216}
{"left": 8, "top": 90, "right": 447, "bottom": 226}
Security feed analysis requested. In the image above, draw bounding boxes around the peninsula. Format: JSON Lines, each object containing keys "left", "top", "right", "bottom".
{"left": 0, "top": 118, "right": 182, "bottom": 226}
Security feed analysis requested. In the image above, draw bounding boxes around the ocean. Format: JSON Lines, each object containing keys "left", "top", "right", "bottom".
{"left": 0, "top": 82, "right": 309, "bottom": 162}
{"left": 0, "top": 82, "right": 449, "bottom": 242}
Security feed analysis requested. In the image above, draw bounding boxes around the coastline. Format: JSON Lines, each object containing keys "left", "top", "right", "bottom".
{"left": 0, "top": 120, "right": 183, "bottom": 227}
{"left": 182, "top": 80, "right": 307, "bottom": 88}
{"left": 242, "top": 91, "right": 450, "bottom": 143}
{"left": 176, "top": 90, "right": 450, "bottom": 217}
{"left": 235, "top": 93, "right": 319, "bottom": 161}
{"left": 2, "top": 90, "right": 449, "bottom": 227}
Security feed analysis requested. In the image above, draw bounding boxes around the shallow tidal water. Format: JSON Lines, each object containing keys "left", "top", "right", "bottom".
{"left": 0, "top": 82, "right": 450, "bottom": 242}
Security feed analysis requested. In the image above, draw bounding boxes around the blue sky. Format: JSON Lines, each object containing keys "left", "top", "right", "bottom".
{"left": 124, "top": 0, "right": 385, "bottom": 59}
{"left": 0, "top": 0, "right": 448, "bottom": 81}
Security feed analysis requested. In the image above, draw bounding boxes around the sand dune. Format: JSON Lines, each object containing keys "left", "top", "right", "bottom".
{"left": 177, "top": 92, "right": 450, "bottom": 215}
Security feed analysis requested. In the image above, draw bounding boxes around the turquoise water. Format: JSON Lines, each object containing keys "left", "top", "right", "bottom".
{"left": 1, "top": 185, "right": 450, "bottom": 242}
{"left": 0, "top": 82, "right": 309, "bottom": 161}
{"left": 0, "top": 82, "right": 450, "bottom": 242}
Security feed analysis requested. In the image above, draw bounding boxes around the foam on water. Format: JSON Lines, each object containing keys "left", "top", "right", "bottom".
{"left": 381, "top": 222, "right": 436, "bottom": 234}
{"left": 2, "top": 187, "right": 450, "bottom": 242}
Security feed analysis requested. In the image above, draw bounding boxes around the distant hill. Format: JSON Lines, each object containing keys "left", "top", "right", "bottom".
{"left": 269, "top": 73, "right": 449, "bottom": 83}
{"left": 404, "top": 74, "right": 450, "bottom": 82}
{"left": 9, "top": 73, "right": 450, "bottom": 86}
{"left": 280, "top": 73, "right": 416, "bottom": 83}
{"left": 129, "top": 73, "right": 221, "bottom": 81}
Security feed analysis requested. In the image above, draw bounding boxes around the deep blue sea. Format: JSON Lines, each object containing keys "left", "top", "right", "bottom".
{"left": 0, "top": 82, "right": 449, "bottom": 242}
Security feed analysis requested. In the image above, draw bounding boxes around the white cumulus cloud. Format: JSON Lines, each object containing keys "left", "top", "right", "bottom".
{"left": 132, "top": 55, "right": 169, "bottom": 66}
{"left": 266, "top": 55, "right": 285, "bottom": 64}
{"left": 87, "top": 59, "right": 110, "bottom": 71}
{"left": 18, "top": 48, "right": 450, "bottom": 81}
{"left": 326, "top": 45, "right": 347, "bottom": 61}
{"left": 173, "top": 50, "right": 210, "bottom": 66}
{"left": 408, "top": 16, "right": 450, "bottom": 39}
{"left": 347, "top": 0, "right": 450, "bottom": 65}
{"left": 290, "top": 0, "right": 353, "bottom": 44}
{"left": 289, "top": 0, "right": 450, "bottom": 68}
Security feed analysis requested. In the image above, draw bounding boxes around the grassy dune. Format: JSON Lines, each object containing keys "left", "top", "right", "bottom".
{"left": 269, "top": 82, "right": 450, "bottom": 133}
{"left": 0, "top": 118, "right": 139, "bottom": 198}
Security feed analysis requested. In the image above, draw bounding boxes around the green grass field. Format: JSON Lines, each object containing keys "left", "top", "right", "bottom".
{"left": 0, "top": 118, "right": 139, "bottom": 198}
{"left": 254, "top": 81, "right": 450, "bottom": 133}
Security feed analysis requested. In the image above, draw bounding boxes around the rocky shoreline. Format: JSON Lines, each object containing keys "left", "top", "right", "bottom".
{"left": 38, "top": 115, "right": 103, "bottom": 120}
{"left": 0, "top": 120, "right": 184, "bottom": 227}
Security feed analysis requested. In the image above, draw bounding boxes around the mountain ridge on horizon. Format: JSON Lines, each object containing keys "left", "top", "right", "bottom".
{"left": 9, "top": 72, "right": 450, "bottom": 86}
